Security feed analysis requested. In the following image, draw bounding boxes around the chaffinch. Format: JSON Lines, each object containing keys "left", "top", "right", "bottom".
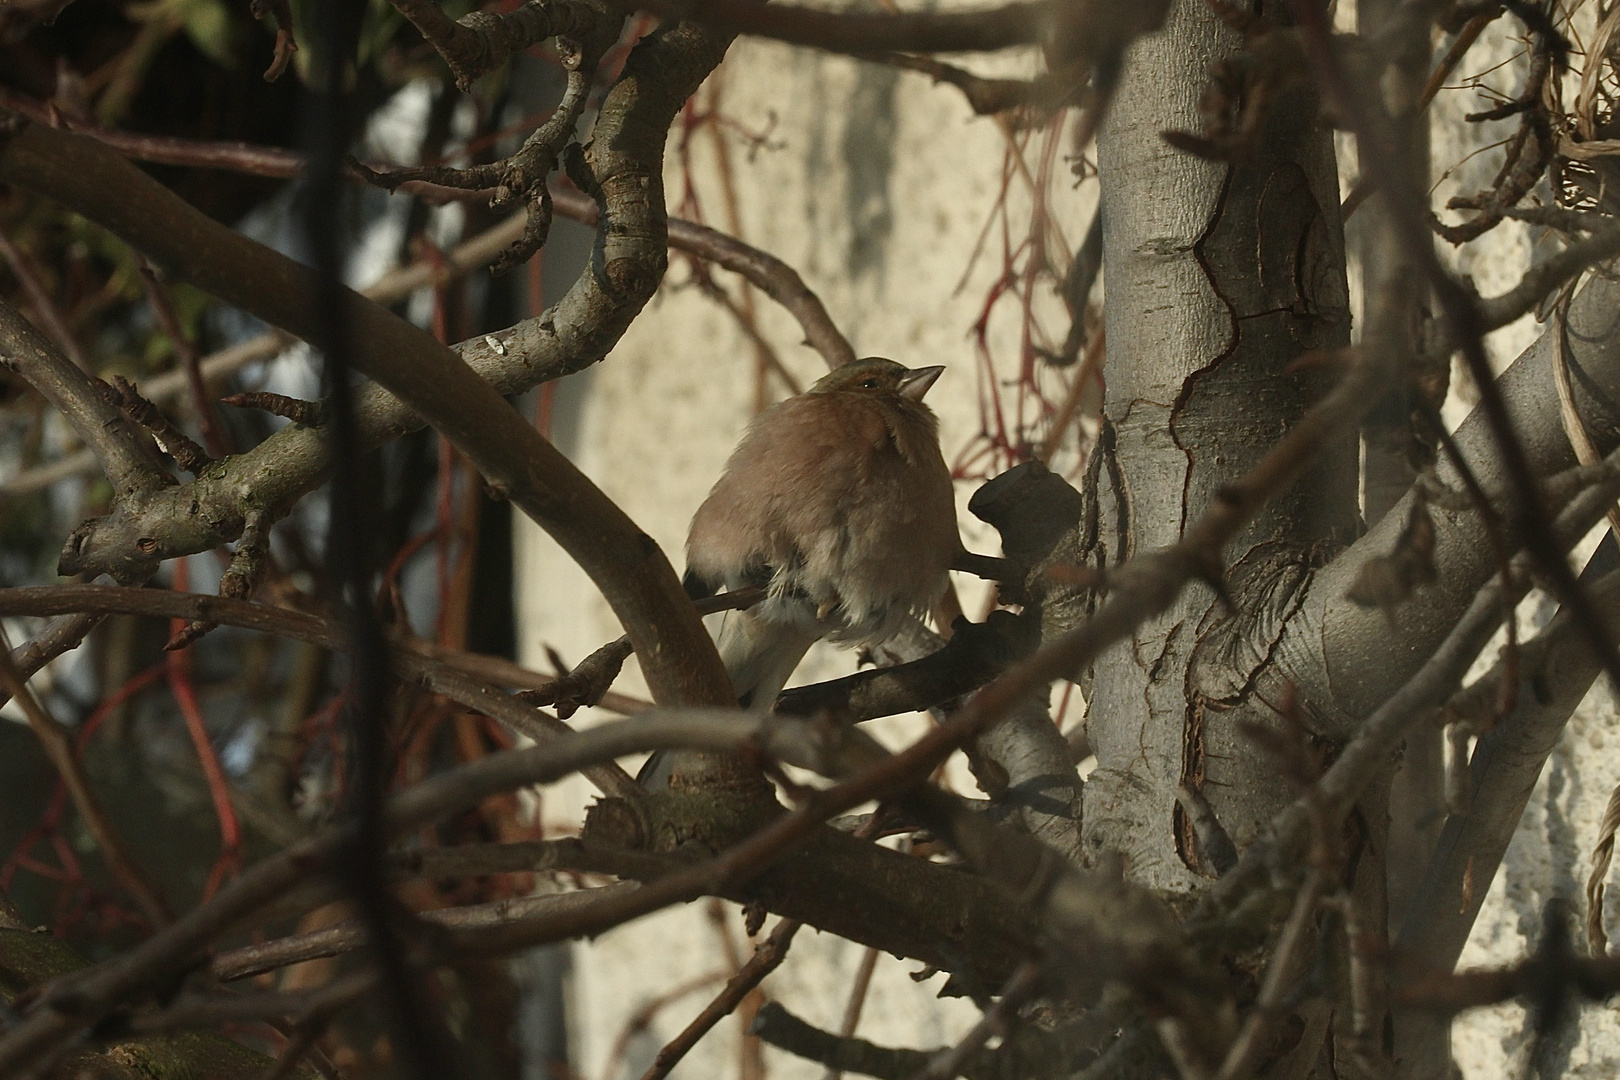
{"left": 684, "top": 356, "right": 961, "bottom": 709}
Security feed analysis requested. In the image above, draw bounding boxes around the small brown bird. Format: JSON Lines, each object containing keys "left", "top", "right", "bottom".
{"left": 684, "top": 356, "right": 961, "bottom": 709}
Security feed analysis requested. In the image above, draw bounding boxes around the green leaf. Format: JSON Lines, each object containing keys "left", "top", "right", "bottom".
{"left": 178, "top": 0, "right": 237, "bottom": 68}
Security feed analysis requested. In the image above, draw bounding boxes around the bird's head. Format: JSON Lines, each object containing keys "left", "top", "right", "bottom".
{"left": 809, "top": 357, "right": 944, "bottom": 404}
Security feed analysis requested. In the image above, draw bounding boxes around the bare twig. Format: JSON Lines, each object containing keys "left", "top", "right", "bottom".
{"left": 753, "top": 1003, "right": 945, "bottom": 1080}
{"left": 5, "top": 611, "right": 101, "bottom": 693}
{"left": 1477, "top": 217, "right": 1620, "bottom": 330}
{"left": 0, "top": 229, "right": 87, "bottom": 370}
{"left": 638, "top": 916, "right": 804, "bottom": 1080}
{"left": 387, "top": 0, "right": 618, "bottom": 91}
{"left": 248, "top": 0, "right": 298, "bottom": 81}
{"left": 0, "top": 117, "right": 743, "bottom": 726}
{"left": 137, "top": 260, "right": 229, "bottom": 457}
{"left": 911, "top": 961, "right": 1042, "bottom": 1080}
{"left": 823, "top": 946, "right": 880, "bottom": 1080}
{"left": 213, "top": 881, "right": 643, "bottom": 981}
{"left": 552, "top": 186, "right": 856, "bottom": 369}
{"left": 1288, "top": 0, "right": 1620, "bottom": 782}
{"left": 0, "top": 638, "right": 172, "bottom": 929}
{"left": 0, "top": 83, "right": 857, "bottom": 379}
{"left": 99, "top": 374, "right": 211, "bottom": 474}
{"left": 0, "top": 582, "right": 645, "bottom": 799}
{"left": 0, "top": 87, "right": 307, "bottom": 175}
{"left": 878, "top": 53, "right": 1078, "bottom": 115}
{"left": 0, "top": 707, "right": 857, "bottom": 1073}
{"left": 221, "top": 391, "right": 324, "bottom": 425}
{"left": 0, "top": 205, "right": 523, "bottom": 497}
{"left": 1341, "top": 11, "right": 1498, "bottom": 221}
{"left": 359, "top": 14, "right": 619, "bottom": 273}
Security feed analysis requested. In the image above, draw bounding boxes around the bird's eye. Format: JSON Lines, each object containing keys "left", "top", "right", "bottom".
{"left": 861, "top": 378, "right": 880, "bottom": 389}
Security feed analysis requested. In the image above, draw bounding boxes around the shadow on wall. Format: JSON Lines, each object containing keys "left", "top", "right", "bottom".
{"left": 842, "top": 62, "right": 900, "bottom": 283}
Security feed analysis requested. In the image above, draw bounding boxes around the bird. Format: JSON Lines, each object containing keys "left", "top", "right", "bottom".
{"left": 683, "top": 356, "right": 961, "bottom": 712}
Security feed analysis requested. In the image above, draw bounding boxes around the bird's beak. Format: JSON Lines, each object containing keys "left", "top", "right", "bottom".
{"left": 898, "top": 365, "right": 944, "bottom": 402}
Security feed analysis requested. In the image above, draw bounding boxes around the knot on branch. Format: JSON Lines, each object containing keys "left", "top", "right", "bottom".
{"left": 167, "top": 511, "right": 274, "bottom": 650}
{"left": 97, "top": 375, "right": 210, "bottom": 475}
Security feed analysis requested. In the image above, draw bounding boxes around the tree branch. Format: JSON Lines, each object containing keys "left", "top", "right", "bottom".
{"left": 212, "top": 880, "right": 644, "bottom": 981}
{"left": 0, "top": 54, "right": 741, "bottom": 727}
{"left": 1280, "top": 268, "right": 1620, "bottom": 734}
{"left": 0, "top": 583, "right": 642, "bottom": 798}
{"left": 1200, "top": 447, "right": 1620, "bottom": 945}
{"left": 1477, "top": 215, "right": 1620, "bottom": 330}
{"left": 0, "top": 643, "right": 172, "bottom": 929}
{"left": 0, "top": 708, "right": 854, "bottom": 1073}
{"left": 388, "top": 0, "right": 618, "bottom": 91}
{"left": 752, "top": 1002, "right": 958, "bottom": 1080}
{"left": 633, "top": 0, "right": 1121, "bottom": 57}
{"left": 773, "top": 610, "right": 1040, "bottom": 720}
{"left": 1395, "top": 550, "right": 1620, "bottom": 974}
{"left": 0, "top": 298, "right": 168, "bottom": 504}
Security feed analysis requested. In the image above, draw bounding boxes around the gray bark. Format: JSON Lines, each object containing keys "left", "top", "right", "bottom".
{"left": 1090, "top": 0, "right": 1358, "bottom": 892}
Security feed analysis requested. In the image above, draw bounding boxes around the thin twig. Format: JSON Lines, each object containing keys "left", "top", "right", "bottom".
{"left": 213, "top": 880, "right": 644, "bottom": 981}
{"left": 1341, "top": 11, "right": 1498, "bottom": 221}
{"left": 1288, "top": 0, "right": 1620, "bottom": 789}
{"left": 137, "top": 259, "right": 229, "bottom": 457}
{"left": 823, "top": 946, "right": 880, "bottom": 1080}
{"left": 0, "top": 636, "right": 172, "bottom": 928}
{"left": 910, "top": 961, "right": 1041, "bottom": 1080}
{"left": 638, "top": 916, "right": 804, "bottom": 1080}
{"left": 0, "top": 230, "right": 87, "bottom": 370}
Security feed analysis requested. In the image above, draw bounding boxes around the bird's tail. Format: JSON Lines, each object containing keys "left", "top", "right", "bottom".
{"left": 713, "top": 607, "right": 821, "bottom": 710}
{"left": 635, "top": 608, "right": 818, "bottom": 788}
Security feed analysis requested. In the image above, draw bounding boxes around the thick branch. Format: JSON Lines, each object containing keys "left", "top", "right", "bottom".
{"left": 1201, "top": 450, "right": 1620, "bottom": 940}
{"left": 1395, "top": 554, "right": 1620, "bottom": 973}
{"left": 389, "top": 0, "right": 617, "bottom": 90}
{"left": 638, "top": 0, "right": 1099, "bottom": 56}
{"left": 1280, "top": 270, "right": 1620, "bottom": 734}
{"left": 0, "top": 59, "right": 736, "bottom": 715}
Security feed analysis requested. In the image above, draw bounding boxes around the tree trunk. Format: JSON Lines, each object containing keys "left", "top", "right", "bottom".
{"left": 1090, "top": 0, "right": 1368, "bottom": 1068}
